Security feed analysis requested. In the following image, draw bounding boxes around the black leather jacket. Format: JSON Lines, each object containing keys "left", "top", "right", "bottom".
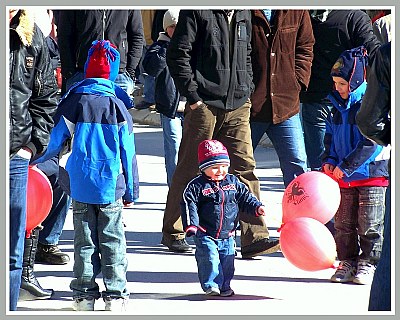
{"left": 9, "top": 10, "right": 58, "bottom": 158}
{"left": 356, "top": 42, "right": 391, "bottom": 146}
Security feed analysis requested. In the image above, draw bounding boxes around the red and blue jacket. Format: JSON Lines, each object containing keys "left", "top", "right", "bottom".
{"left": 181, "top": 173, "right": 263, "bottom": 239}
{"left": 32, "top": 78, "right": 139, "bottom": 204}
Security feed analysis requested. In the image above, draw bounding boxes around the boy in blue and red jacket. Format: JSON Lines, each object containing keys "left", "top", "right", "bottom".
{"left": 181, "top": 139, "right": 266, "bottom": 297}
{"left": 322, "top": 46, "right": 389, "bottom": 286}
{"left": 32, "top": 40, "right": 139, "bottom": 311}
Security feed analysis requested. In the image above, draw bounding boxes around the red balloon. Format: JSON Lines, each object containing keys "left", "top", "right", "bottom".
{"left": 282, "top": 171, "right": 340, "bottom": 224}
{"left": 279, "top": 217, "right": 337, "bottom": 271}
{"left": 26, "top": 166, "right": 53, "bottom": 234}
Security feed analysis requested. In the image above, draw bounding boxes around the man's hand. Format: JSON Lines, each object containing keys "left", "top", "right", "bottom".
{"left": 190, "top": 101, "right": 204, "bottom": 110}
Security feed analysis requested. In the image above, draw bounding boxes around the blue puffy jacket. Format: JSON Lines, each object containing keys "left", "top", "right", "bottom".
{"left": 181, "top": 173, "right": 263, "bottom": 239}
{"left": 32, "top": 78, "right": 139, "bottom": 204}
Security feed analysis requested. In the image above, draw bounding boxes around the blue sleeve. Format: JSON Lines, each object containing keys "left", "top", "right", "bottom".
{"left": 322, "top": 114, "right": 338, "bottom": 166}
{"left": 181, "top": 182, "right": 200, "bottom": 230}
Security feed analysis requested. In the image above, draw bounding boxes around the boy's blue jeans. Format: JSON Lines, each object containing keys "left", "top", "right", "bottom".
{"left": 194, "top": 232, "right": 235, "bottom": 293}
{"left": 334, "top": 186, "right": 386, "bottom": 263}
{"left": 70, "top": 199, "right": 129, "bottom": 300}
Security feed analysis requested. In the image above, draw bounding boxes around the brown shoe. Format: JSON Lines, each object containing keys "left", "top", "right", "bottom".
{"left": 241, "top": 238, "right": 280, "bottom": 259}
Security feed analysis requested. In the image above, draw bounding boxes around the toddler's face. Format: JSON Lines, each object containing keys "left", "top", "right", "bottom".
{"left": 332, "top": 76, "right": 350, "bottom": 100}
{"left": 203, "top": 164, "right": 229, "bottom": 181}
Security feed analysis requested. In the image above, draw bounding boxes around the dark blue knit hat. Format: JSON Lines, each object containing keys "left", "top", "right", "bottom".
{"left": 331, "top": 46, "right": 368, "bottom": 91}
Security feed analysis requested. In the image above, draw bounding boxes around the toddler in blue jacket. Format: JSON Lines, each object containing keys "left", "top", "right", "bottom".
{"left": 181, "top": 139, "right": 266, "bottom": 296}
{"left": 32, "top": 40, "right": 139, "bottom": 311}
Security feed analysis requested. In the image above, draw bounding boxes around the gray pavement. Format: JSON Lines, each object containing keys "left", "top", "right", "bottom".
{"left": 15, "top": 109, "right": 376, "bottom": 316}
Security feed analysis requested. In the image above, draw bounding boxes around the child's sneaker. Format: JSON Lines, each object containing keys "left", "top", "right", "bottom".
{"left": 72, "top": 297, "right": 95, "bottom": 311}
{"left": 205, "top": 287, "right": 220, "bottom": 296}
{"left": 220, "top": 288, "right": 235, "bottom": 297}
{"left": 330, "top": 260, "right": 357, "bottom": 283}
{"left": 353, "top": 259, "right": 376, "bottom": 285}
{"left": 104, "top": 296, "right": 128, "bottom": 312}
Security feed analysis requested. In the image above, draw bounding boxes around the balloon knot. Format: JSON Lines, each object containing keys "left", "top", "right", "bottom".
{"left": 277, "top": 223, "right": 285, "bottom": 232}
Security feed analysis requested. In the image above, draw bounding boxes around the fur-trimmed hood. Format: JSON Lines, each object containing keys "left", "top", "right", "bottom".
{"left": 12, "top": 10, "right": 35, "bottom": 46}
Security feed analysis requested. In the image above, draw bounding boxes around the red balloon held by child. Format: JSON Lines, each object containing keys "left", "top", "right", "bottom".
{"left": 282, "top": 171, "right": 340, "bottom": 224}
{"left": 26, "top": 165, "right": 53, "bottom": 235}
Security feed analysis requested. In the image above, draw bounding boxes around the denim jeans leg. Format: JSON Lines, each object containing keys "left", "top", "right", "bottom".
{"left": 250, "top": 121, "right": 269, "bottom": 151}
{"left": 9, "top": 155, "right": 29, "bottom": 310}
{"left": 357, "top": 186, "right": 386, "bottom": 263}
{"left": 266, "top": 114, "right": 308, "bottom": 187}
{"left": 301, "top": 102, "right": 331, "bottom": 170}
{"left": 114, "top": 72, "right": 134, "bottom": 96}
{"left": 70, "top": 201, "right": 102, "bottom": 299}
{"left": 369, "top": 183, "right": 391, "bottom": 311}
{"left": 218, "top": 237, "right": 235, "bottom": 292}
{"left": 194, "top": 235, "right": 223, "bottom": 292}
{"left": 97, "top": 199, "right": 129, "bottom": 298}
{"left": 334, "top": 188, "right": 359, "bottom": 261}
{"left": 160, "top": 113, "right": 184, "bottom": 187}
{"left": 39, "top": 179, "right": 71, "bottom": 245}
{"left": 142, "top": 73, "right": 155, "bottom": 104}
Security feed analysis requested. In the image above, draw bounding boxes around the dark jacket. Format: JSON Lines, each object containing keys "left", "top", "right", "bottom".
{"left": 250, "top": 10, "right": 314, "bottom": 124}
{"left": 356, "top": 42, "right": 391, "bottom": 146}
{"left": 167, "top": 10, "right": 253, "bottom": 110}
{"left": 300, "top": 10, "right": 381, "bottom": 103}
{"left": 181, "top": 173, "right": 262, "bottom": 239}
{"left": 9, "top": 10, "right": 58, "bottom": 158}
{"left": 142, "top": 32, "right": 185, "bottom": 119}
{"left": 57, "top": 10, "right": 144, "bottom": 79}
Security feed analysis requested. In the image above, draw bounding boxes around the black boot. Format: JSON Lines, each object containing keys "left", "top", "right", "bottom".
{"left": 19, "top": 227, "right": 54, "bottom": 301}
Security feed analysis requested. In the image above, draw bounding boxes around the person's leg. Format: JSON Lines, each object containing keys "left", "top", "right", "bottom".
{"left": 250, "top": 121, "right": 268, "bottom": 151}
{"left": 9, "top": 155, "right": 29, "bottom": 310}
{"left": 219, "top": 236, "right": 235, "bottom": 293}
{"left": 160, "top": 113, "right": 184, "bottom": 188}
{"left": 217, "top": 103, "right": 270, "bottom": 247}
{"left": 162, "top": 105, "right": 216, "bottom": 248}
{"left": 266, "top": 114, "right": 308, "bottom": 187}
{"left": 97, "top": 199, "right": 129, "bottom": 299}
{"left": 114, "top": 71, "right": 134, "bottom": 97}
{"left": 194, "top": 234, "right": 222, "bottom": 293}
{"left": 301, "top": 101, "right": 331, "bottom": 170}
{"left": 369, "top": 183, "right": 391, "bottom": 310}
{"left": 70, "top": 201, "right": 101, "bottom": 301}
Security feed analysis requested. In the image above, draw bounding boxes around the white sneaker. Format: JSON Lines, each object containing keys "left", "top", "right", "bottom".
{"left": 73, "top": 297, "right": 95, "bottom": 311}
{"left": 330, "top": 260, "right": 357, "bottom": 283}
{"left": 205, "top": 287, "right": 220, "bottom": 296}
{"left": 104, "top": 297, "right": 128, "bottom": 312}
{"left": 353, "top": 260, "right": 376, "bottom": 285}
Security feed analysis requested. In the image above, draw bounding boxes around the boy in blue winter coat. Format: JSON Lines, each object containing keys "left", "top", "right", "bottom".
{"left": 181, "top": 140, "right": 266, "bottom": 297}
{"left": 322, "top": 46, "right": 389, "bottom": 286}
{"left": 32, "top": 40, "right": 139, "bottom": 311}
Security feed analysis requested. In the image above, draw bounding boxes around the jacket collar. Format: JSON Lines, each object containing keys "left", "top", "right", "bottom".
{"left": 11, "top": 10, "right": 35, "bottom": 46}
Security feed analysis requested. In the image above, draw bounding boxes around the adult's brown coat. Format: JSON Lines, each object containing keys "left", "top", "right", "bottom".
{"left": 250, "top": 10, "right": 314, "bottom": 124}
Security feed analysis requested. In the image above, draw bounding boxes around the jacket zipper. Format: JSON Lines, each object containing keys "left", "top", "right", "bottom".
{"left": 215, "top": 181, "right": 225, "bottom": 239}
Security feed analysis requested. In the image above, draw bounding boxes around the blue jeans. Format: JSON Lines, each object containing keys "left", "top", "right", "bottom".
{"left": 334, "top": 186, "right": 386, "bottom": 263}
{"left": 251, "top": 114, "right": 308, "bottom": 187}
{"left": 300, "top": 101, "right": 332, "bottom": 170}
{"left": 194, "top": 232, "right": 235, "bottom": 293}
{"left": 369, "top": 183, "right": 391, "bottom": 310}
{"left": 160, "top": 113, "right": 184, "bottom": 187}
{"left": 66, "top": 71, "right": 134, "bottom": 96}
{"left": 70, "top": 199, "right": 129, "bottom": 300}
{"left": 9, "top": 155, "right": 30, "bottom": 310}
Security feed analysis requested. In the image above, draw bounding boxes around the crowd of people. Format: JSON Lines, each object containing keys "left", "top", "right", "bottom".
{"left": 9, "top": 8, "right": 391, "bottom": 312}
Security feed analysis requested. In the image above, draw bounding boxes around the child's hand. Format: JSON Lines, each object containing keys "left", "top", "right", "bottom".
{"left": 123, "top": 200, "right": 134, "bottom": 208}
{"left": 332, "top": 166, "right": 344, "bottom": 180}
{"left": 322, "top": 163, "right": 335, "bottom": 174}
{"left": 257, "top": 206, "right": 266, "bottom": 216}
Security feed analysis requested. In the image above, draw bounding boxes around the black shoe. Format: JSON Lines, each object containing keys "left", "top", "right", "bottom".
{"left": 161, "top": 238, "right": 192, "bottom": 252}
{"left": 241, "top": 238, "right": 280, "bottom": 259}
{"left": 35, "top": 243, "right": 70, "bottom": 265}
{"left": 134, "top": 100, "right": 153, "bottom": 110}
